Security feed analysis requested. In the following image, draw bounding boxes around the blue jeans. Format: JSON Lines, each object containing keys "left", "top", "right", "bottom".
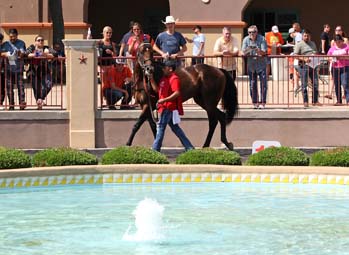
{"left": 103, "top": 88, "right": 124, "bottom": 105}
{"left": 6, "top": 71, "right": 25, "bottom": 105}
{"left": 298, "top": 65, "right": 319, "bottom": 103}
{"left": 248, "top": 69, "right": 267, "bottom": 104}
{"left": 332, "top": 66, "right": 349, "bottom": 103}
{"left": 152, "top": 109, "right": 194, "bottom": 152}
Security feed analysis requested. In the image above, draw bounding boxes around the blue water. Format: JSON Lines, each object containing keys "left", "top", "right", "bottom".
{"left": 1, "top": 183, "right": 349, "bottom": 255}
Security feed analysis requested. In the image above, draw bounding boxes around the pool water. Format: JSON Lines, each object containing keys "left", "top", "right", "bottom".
{"left": 1, "top": 183, "right": 349, "bottom": 255}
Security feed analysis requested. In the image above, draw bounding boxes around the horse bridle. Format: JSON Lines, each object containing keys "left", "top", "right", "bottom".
{"left": 137, "top": 43, "right": 154, "bottom": 78}
{"left": 136, "top": 43, "right": 158, "bottom": 122}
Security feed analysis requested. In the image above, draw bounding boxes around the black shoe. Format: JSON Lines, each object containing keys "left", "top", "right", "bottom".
{"left": 108, "top": 105, "right": 116, "bottom": 110}
{"left": 19, "top": 102, "right": 27, "bottom": 110}
{"left": 8, "top": 106, "right": 14, "bottom": 111}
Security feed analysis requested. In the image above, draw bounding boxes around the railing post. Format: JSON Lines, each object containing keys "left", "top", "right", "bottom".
{"left": 62, "top": 39, "right": 98, "bottom": 149}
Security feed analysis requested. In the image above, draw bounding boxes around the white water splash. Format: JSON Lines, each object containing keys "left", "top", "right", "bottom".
{"left": 122, "top": 198, "right": 165, "bottom": 241}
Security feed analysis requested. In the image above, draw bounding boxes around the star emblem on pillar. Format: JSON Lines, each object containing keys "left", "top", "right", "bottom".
{"left": 79, "top": 54, "right": 87, "bottom": 64}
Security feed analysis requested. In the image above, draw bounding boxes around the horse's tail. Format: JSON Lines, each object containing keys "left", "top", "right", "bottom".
{"left": 220, "top": 68, "right": 239, "bottom": 124}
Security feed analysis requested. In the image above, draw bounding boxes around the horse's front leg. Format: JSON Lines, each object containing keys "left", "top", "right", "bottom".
{"left": 216, "top": 109, "right": 234, "bottom": 151}
{"left": 145, "top": 107, "right": 157, "bottom": 138}
{"left": 126, "top": 107, "right": 148, "bottom": 146}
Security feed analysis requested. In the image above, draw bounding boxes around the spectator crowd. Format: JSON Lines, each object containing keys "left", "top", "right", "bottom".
{"left": 1, "top": 17, "right": 348, "bottom": 111}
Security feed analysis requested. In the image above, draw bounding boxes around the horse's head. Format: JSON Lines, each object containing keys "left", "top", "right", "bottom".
{"left": 137, "top": 43, "right": 154, "bottom": 77}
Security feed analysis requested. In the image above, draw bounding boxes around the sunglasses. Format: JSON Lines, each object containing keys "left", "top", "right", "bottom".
{"left": 105, "top": 32, "right": 112, "bottom": 34}
{"left": 36, "top": 39, "right": 44, "bottom": 42}
{"left": 248, "top": 31, "right": 257, "bottom": 34}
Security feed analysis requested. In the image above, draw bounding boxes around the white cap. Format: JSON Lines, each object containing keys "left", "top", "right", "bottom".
{"left": 272, "top": 25, "right": 279, "bottom": 33}
{"left": 162, "top": 16, "right": 177, "bottom": 24}
{"left": 288, "top": 28, "right": 295, "bottom": 34}
{"left": 114, "top": 58, "right": 125, "bottom": 65}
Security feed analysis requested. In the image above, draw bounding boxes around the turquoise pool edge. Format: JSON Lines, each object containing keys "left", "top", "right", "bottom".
{"left": 1, "top": 165, "right": 349, "bottom": 189}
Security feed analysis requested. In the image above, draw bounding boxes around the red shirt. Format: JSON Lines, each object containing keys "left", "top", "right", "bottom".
{"left": 158, "top": 72, "right": 184, "bottom": 115}
{"left": 102, "top": 65, "right": 132, "bottom": 91}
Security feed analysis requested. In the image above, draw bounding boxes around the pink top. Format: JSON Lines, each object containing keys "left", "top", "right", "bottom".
{"left": 327, "top": 43, "right": 349, "bottom": 68}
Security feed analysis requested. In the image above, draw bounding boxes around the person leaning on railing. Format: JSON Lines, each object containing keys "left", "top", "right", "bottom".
{"left": 293, "top": 29, "right": 322, "bottom": 108}
{"left": 26, "top": 35, "right": 57, "bottom": 110}
{"left": 327, "top": 34, "right": 349, "bottom": 105}
{"left": 97, "top": 26, "right": 117, "bottom": 88}
{"left": 127, "top": 22, "right": 154, "bottom": 71}
{"left": 0, "top": 28, "right": 27, "bottom": 110}
{"left": 185, "top": 25, "right": 206, "bottom": 65}
{"left": 153, "top": 16, "right": 187, "bottom": 67}
{"left": 241, "top": 25, "right": 268, "bottom": 109}
{"left": 213, "top": 26, "right": 239, "bottom": 81}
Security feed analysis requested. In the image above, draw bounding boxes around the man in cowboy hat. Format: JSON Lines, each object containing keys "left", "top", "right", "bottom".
{"left": 153, "top": 15, "right": 187, "bottom": 66}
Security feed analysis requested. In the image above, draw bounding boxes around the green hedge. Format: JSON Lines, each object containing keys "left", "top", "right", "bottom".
{"left": 176, "top": 148, "right": 241, "bottom": 165}
{"left": 311, "top": 147, "right": 349, "bottom": 167}
{"left": 101, "top": 146, "right": 169, "bottom": 164}
{"left": 32, "top": 147, "right": 98, "bottom": 167}
{"left": 245, "top": 146, "right": 309, "bottom": 166}
{"left": 0, "top": 147, "right": 32, "bottom": 169}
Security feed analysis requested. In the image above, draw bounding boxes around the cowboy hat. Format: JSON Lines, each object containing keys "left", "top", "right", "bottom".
{"left": 162, "top": 16, "right": 177, "bottom": 24}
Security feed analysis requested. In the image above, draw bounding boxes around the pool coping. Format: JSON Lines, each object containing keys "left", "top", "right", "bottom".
{"left": 1, "top": 164, "right": 349, "bottom": 178}
{"left": 2, "top": 165, "right": 349, "bottom": 189}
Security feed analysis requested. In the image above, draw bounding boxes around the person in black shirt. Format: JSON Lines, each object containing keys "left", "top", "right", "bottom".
{"left": 320, "top": 24, "right": 331, "bottom": 54}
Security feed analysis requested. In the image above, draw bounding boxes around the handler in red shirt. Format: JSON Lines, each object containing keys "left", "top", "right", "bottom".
{"left": 151, "top": 60, "right": 194, "bottom": 152}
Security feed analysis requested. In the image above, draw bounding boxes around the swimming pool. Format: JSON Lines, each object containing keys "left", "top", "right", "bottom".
{"left": 1, "top": 182, "right": 349, "bottom": 255}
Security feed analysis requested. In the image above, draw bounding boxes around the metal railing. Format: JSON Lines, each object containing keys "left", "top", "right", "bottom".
{"left": 98, "top": 54, "right": 342, "bottom": 110}
{"left": 0, "top": 54, "right": 342, "bottom": 111}
{"left": 0, "top": 56, "right": 65, "bottom": 110}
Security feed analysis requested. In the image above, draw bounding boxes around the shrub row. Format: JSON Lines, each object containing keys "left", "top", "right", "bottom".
{"left": 1, "top": 146, "right": 349, "bottom": 170}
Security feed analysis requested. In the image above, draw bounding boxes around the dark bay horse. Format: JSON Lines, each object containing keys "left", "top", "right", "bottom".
{"left": 126, "top": 43, "right": 238, "bottom": 150}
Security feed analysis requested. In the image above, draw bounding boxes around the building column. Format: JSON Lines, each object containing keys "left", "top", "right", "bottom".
{"left": 63, "top": 39, "right": 98, "bottom": 148}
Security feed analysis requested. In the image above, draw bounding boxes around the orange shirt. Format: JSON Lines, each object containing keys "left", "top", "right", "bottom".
{"left": 102, "top": 65, "right": 132, "bottom": 90}
{"left": 265, "top": 32, "right": 284, "bottom": 55}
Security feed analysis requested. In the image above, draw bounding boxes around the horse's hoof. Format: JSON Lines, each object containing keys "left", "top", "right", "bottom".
{"left": 226, "top": 142, "right": 234, "bottom": 151}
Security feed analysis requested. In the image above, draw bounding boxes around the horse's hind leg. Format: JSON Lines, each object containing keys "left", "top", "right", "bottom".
{"left": 216, "top": 109, "right": 234, "bottom": 151}
{"left": 203, "top": 112, "right": 218, "bottom": 148}
{"left": 126, "top": 113, "right": 148, "bottom": 146}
